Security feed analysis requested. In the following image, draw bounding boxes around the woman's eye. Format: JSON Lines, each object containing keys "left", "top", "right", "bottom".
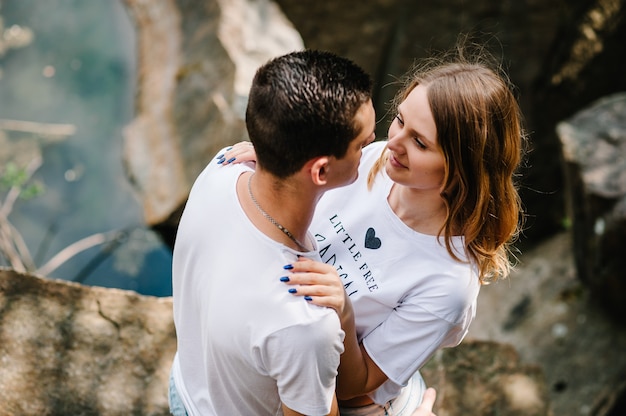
{"left": 395, "top": 114, "right": 404, "bottom": 126}
{"left": 414, "top": 137, "right": 427, "bottom": 149}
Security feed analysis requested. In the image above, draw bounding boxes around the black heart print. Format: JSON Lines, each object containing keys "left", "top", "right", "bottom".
{"left": 364, "top": 227, "right": 382, "bottom": 249}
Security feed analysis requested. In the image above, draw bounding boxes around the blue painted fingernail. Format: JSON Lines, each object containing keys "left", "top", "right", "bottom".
{"left": 288, "top": 288, "right": 297, "bottom": 294}
{"left": 217, "top": 157, "right": 225, "bottom": 164}
{"left": 216, "top": 154, "right": 224, "bottom": 159}
{"left": 280, "top": 276, "right": 290, "bottom": 282}
{"left": 304, "top": 296, "right": 313, "bottom": 301}
{"left": 283, "top": 264, "right": 293, "bottom": 270}
{"left": 227, "top": 157, "right": 236, "bottom": 163}
{"left": 226, "top": 146, "right": 233, "bottom": 150}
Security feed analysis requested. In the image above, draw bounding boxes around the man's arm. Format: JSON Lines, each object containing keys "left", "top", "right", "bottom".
{"left": 267, "top": 307, "right": 343, "bottom": 416}
{"left": 279, "top": 258, "right": 389, "bottom": 399}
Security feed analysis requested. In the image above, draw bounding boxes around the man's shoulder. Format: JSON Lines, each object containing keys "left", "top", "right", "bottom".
{"left": 188, "top": 157, "right": 250, "bottom": 201}
{"left": 267, "top": 306, "right": 343, "bottom": 346}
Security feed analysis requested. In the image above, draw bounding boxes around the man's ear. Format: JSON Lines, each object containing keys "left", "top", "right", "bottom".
{"left": 308, "top": 156, "right": 331, "bottom": 186}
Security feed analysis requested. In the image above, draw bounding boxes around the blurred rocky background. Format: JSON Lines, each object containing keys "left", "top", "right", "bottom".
{"left": 0, "top": 0, "right": 625, "bottom": 414}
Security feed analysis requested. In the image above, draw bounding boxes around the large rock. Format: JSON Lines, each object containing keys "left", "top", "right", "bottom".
{"left": 556, "top": 92, "right": 626, "bottom": 321}
{"left": 421, "top": 341, "right": 549, "bottom": 416}
{"left": 120, "top": 0, "right": 302, "bottom": 243}
{"left": 467, "top": 231, "right": 626, "bottom": 415}
{"left": 0, "top": 266, "right": 550, "bottom": 415}
{"left": 0, "top": 268, "right": 175, "bottom": 416}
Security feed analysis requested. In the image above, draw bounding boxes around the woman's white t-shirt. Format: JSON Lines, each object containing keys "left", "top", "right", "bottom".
{"left": 311, "top": 140, "right": 480, "bottom": 404}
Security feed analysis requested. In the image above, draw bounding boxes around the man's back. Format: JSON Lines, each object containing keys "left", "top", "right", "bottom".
{"left": 171, "top": 159, "right": 345, "bottom": 415}
{"left": 170, "top": 49, "right": 373, "bottom": 416}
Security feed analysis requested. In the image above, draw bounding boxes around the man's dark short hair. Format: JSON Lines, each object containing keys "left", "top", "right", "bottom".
{"left": 246, "top": 50, "right": 373, "bottom": 178}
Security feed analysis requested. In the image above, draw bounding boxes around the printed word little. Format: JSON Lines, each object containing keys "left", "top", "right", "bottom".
{"left": 314, "top": 214, "right": 380, "bottom": 295}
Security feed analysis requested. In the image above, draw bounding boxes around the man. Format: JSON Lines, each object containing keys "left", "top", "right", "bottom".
{"left": 169, "top": 50, "right": 376, "bottom": 415}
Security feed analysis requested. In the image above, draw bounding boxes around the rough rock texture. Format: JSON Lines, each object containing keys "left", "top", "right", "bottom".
{"left": 120, "top": 0, "right": 302, "bottom": 243}
{"left": 556, "top": 92, "right": 626, "bottom": 322}
{"left": 467, "top": 231, "right": 626, "bottom": 416}
{"left": 0, "top": 268, "right": 175, "bottom": 416}
{"left": 421, "top": 340, "right": 550, "bottom": 416}
{"left": 0, "top": 265, "right": 550, "bottom": 415}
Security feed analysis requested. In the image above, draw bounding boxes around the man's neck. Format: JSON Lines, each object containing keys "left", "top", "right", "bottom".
{"left": 238, "top": 171, "right": 317, "bottom": 251}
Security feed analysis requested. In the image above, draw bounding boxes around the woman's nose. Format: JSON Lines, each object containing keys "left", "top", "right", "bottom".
{"left": 386, "top": 131, "right": 404, "bottom": 151}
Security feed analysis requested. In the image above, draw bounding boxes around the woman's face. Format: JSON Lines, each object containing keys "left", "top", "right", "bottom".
{"left": 385, "top": 84, "right": 446, "bottom": 192}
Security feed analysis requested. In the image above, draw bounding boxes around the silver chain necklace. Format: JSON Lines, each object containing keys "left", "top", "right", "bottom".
{"left": 247, "top": 174, "right": 309, "bottom": 251}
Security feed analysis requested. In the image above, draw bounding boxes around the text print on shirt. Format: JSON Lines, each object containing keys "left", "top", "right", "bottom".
{"left": 315, "top": 213, "right": 381, "bottom": 295}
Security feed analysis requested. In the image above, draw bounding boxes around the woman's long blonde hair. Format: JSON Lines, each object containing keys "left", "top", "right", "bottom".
{"left": 368, "top": 45, "right": 527, "bottom": 284}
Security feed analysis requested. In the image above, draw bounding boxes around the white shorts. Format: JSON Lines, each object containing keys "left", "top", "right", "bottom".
{"left": 339, "top": 372, "right": 427, "bottom": 416}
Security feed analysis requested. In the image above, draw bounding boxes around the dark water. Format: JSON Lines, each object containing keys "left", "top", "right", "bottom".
{"left": 0, "top": 0, "right": 173, "bottom": 297}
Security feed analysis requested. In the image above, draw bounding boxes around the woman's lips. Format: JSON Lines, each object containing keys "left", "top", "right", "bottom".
{"left": 389, "top": 153, "right": 407, "bottom": 168}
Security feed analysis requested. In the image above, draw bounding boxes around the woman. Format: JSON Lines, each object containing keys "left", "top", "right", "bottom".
{"left": 221, "top": 45, "right": 526, "bottom": 415}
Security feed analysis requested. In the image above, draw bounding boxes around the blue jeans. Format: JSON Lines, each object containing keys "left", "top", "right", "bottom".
{"left": 169, "top": 369, "right": 189, "bottom": 416}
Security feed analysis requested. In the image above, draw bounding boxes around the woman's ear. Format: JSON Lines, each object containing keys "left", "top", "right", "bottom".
{"left": 308, "top": 156, "right": 330, "bottom": 186}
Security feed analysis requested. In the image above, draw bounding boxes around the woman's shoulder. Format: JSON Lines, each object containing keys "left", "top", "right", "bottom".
{"left": 398, "top": 243, "right": 479, "bottom": 294}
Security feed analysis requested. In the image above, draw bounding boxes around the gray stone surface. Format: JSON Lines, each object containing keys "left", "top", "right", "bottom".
{"left": 556, "top": 93, "right": 626, "bottom": 321}
{"left": 120, "top": 0, "right": 302, "bottom": 231}
{"left": 558, "top": 93, "right": 626, "bottom": 198}
{"left": 0, "top": 268, "right": 175, "bottom": 416}
{"left": 422, "top": 340, "right": 550, "bottom": 416}
{"left": 467, "top": 231, "right": 626, "bottom": 416}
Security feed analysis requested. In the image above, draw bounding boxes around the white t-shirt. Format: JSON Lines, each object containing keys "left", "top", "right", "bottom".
{"left": 312, "top": 140, "right": 480, "bottom": 404}
{"left": 171, "top": 155, "right": 345, "bottom": 415}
